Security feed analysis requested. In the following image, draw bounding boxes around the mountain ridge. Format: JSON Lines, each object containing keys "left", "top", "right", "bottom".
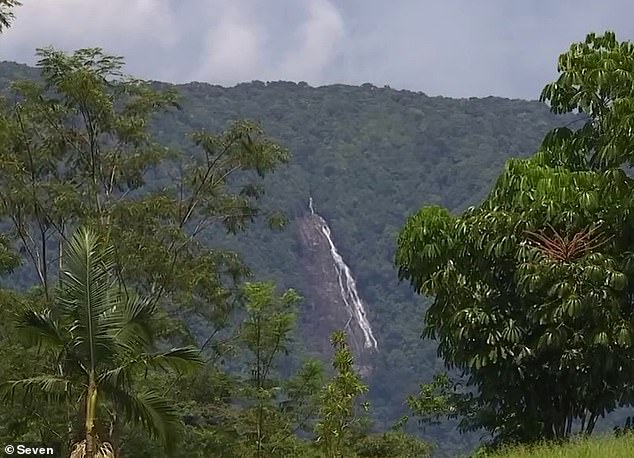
{"left": 0, "top": 59, "right": 579, "bottom": 456}
{"left": 0, "top": 58, "right": 558, "bottom": 102}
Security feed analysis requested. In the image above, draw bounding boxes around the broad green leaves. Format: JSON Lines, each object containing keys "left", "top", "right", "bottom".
{"left": 397, "top": 31, "right": 634, "bottom": 444}
{"left": 540, "top": 31, "right": 634, "bottom": 169}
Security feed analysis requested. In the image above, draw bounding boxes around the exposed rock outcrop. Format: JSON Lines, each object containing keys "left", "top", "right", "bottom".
{"left": 297, "top": 199, "right": 378, "bottom": 376}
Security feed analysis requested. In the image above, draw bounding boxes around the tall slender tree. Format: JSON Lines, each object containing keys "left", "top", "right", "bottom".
{"left": 314, "top": 331, "right": 368, "bottom": 458}
{"left": 0, "top": 47, "right": 288, "bottom": 314}
{"left": 240, "top": 281, "right": 300, "bottom": 457}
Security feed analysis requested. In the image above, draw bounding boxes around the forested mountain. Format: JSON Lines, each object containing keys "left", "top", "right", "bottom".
{"left": 158, "top": 76, "right": 580, "bottom": 450}
{"left": 0, "top": 60, "right": 581, "bottom": 456}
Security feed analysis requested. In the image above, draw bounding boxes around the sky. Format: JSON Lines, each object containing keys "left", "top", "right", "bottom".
{"left": 1, "top": 0, "right": 633, "bottom": 100}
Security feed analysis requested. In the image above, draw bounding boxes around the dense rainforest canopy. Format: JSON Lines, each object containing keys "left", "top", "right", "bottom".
{"left": 1, "top": 3, "right": 634, "bottom": 456}
{"left": 398, "top": 31, "right": 634, "bottom": 449}
{"left": 0, "top": 62, "right": 577, "bottom": 457}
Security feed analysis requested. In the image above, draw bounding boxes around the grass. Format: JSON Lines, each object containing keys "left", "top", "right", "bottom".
{"left": 479, "top": 434, "right": 634, "bottom": 458}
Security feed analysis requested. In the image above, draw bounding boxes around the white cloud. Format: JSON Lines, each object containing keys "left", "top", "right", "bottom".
{"left": 191, "top": 2, "right": 263, "bottom": 84}
{"left": 0, "top": 0, "right": 178, "bottom": 80}
{"left": 279, "top": 0, "right": 345, "bottom": 80}
{"left": 191, "top": 0, "right": 345, "bottom": 84}
{"left": 0, "top": 0, "right": 633, "bottom": 98}
{"left": 1, "top": 0, "right": 176, "bottom": 50}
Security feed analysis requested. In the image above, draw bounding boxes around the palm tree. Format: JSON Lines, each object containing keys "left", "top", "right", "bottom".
{"left": 2, "top": 226, "right": 203, "bottom": 457}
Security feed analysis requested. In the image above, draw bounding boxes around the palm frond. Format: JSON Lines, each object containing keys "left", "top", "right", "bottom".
{"left": 58, "top": 227, "right": 120, "bottom": 370}
{"left": 111, "top": 294, "right": 157, "bottom": 352}
{"left": 100, "top": 383, "right": 182, "bottom": 451}
{"left": 15, "top": 308, "right": 66, "bottom": 350}
{"left": 142, "top": 347, "right": 204, "bottom": 374}
{"left": 97, "top": 346, "right": 202, "bottom": 394}
{"left": 1, "top": 375, "right": 71, "bottom": 405}
{"left": 97, "top": 364, "right": 134, "bottom": 392}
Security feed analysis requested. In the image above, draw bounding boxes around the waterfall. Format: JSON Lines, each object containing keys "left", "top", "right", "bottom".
{"left": 309, "top": 197, "right": 378, "bottom": 350}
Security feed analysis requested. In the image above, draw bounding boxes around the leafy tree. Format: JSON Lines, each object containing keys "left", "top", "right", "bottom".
{"left": 0, "top": 237, "right": 60, "bottom": 446}
{"left": 0, "top": 39, "right": 586, "bottom": 456}
{"left": 539, "top": 31, "right": 634, "bottom": 170}
{"left": 280, "top": 359, "right": 325, "bottom": 438}
{"left": 314, "top": 331, "right": 369, "bottom": 457}
{"left": 311, "top": 331, "right": 432, "bottom": 457}
{"left": 2, "top": 226, "right": 204, "bottom": 457}
{"left": 0, "top": 46, "right": 288, "bottom": 320}
{"left": 0, "top": 0, "right": 20, "bottom": 32}
{"left": 161, "top": 282, "right": 324, "bottom": 458}
{"left": 0, "top": 46, "right": 291, "bottom": 457}
{"left": 406, "top": 373, "right": 467, "bottom": 428}
{"left": 238, "top": 281, "right": 309, "bottom": 457}
{"left": 396, "top": 31, "right": 634, "bottom": 445}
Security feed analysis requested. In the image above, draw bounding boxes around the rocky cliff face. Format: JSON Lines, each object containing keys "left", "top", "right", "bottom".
{"left": 297, "top": 203, "right": 378, "bottom": 375}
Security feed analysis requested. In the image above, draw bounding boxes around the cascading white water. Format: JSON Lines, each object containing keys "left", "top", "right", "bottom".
{"left": 309, "top": 197, "right": 378, "bottom": 350}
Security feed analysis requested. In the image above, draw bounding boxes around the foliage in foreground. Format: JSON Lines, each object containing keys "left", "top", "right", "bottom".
{"left": 4, "top": 5, "right": 634, "bottom": 455}
{"left": 0, "top": 16, "right": 580, "bottom": 456}
{"left": 0, "top": 43, "right": 431, "bottom": 457}
{"left": 2, "top": 227, "right": 203, "bottom": 456}
{"left": 397, "top": 31, "right": 634, "bottom": 445}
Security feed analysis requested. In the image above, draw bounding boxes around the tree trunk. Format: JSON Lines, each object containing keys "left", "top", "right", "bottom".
{"left": 586, "top": 412, "right": 598, "bottom": 436}
{"left": 85, "top": 376, "right": 98, "bottom": 458}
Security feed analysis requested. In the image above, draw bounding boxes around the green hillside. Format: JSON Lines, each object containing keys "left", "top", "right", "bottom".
{"left": 0, "top": 59, "right": 579, "bottom": 456}
{"left": 153, "top": 79, "right": 581, "bottom": 455}
{"left": 160, "top": 80, "right": 578, "bottom": 415}
{"left": 3, "top": 0, "right": 634, "bottom": 447}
